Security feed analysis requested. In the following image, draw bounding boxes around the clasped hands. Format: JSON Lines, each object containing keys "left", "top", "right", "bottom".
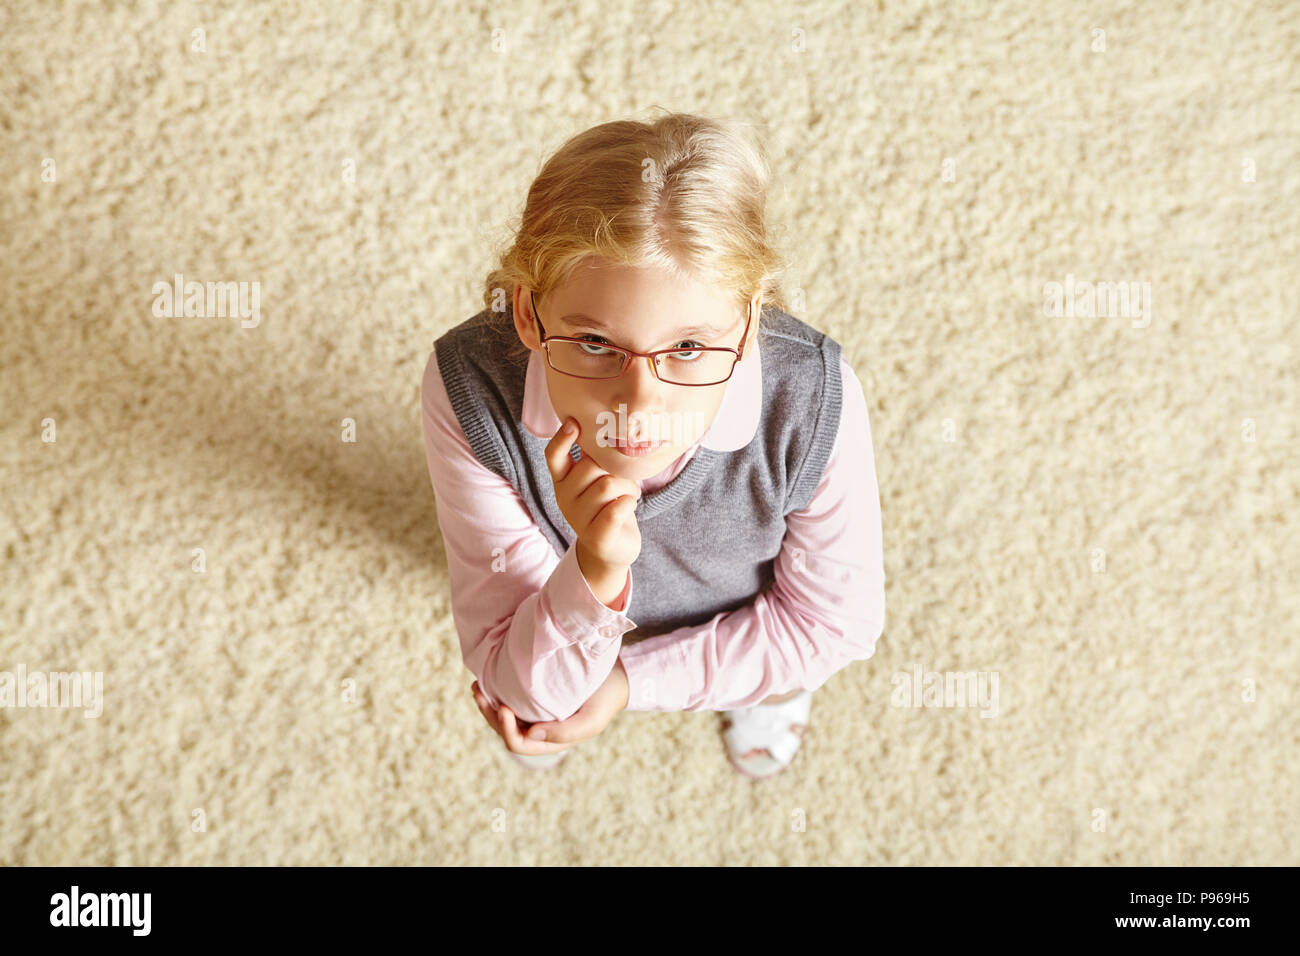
{"left": 470, "top": 657, "right": 630, "bottom": 756}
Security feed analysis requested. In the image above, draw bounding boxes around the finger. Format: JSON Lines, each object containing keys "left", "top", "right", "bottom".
{"left": 544, "top": 418, "right": 581, "bottom": 485}
{"left": 586, "top": 493, "right": 639, "bottom": 536}
{"left": 576, "top": 471, "right": 641, "bottom": 508}
{"left": 554, "top": 445, "right": 611, "bottom": 507}
{"left": 525, "top": 720, "right": 555, "bottom": 743}
{"left": 500, "top": 705, "right": 528, "bottom": 752}
{"left": 562, "top": 464, "right": 615, "bottom": 531}
{"left": 471, "top": 683, "right": 502, "bottom": 736}
{"left": 524, "top": 717, "right": 581, "bottom": 745}
{"left": 518, "top": 709, "right": 590, "bottom": 748}
{"left": 475, "top": 697, "right": 502, "bottom": 737}
{"left": 500, "top": 705, "right": 569, "bottom": 755}
{"left": 473, "top": 681, "right": 505, "bottom": 719}
{"left": 572, "top": 476, "right": 642, "bottom": 535}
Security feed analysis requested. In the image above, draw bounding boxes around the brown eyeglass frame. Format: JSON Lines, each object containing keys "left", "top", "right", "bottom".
{"left": 529, "top": 289, "right": 752, "bottom": 387}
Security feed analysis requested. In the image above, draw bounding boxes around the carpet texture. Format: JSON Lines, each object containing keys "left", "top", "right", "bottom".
{"left": 1, "top": 0, "right": 1296, "bottom": 865}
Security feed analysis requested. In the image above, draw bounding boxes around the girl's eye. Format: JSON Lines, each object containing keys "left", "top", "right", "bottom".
{"left": 575, "top": 335, "right": 707, "bottom": 358}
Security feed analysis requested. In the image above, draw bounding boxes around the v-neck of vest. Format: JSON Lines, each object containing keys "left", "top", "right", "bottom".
{"left": 632, "top": 445, "right": 721, "bottom": 519}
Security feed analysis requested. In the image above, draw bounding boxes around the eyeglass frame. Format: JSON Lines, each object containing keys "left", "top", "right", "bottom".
{"left": 528, "top": 288, "right": 753, "bottom": 387}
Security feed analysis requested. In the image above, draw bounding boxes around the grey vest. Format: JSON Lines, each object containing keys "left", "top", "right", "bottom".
{"left": 433, "top": 302, "right": 843, "bottom": 643}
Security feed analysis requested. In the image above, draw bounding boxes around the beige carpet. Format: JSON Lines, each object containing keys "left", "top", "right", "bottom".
{"left": 1, "top": 0, "right": 1296, "bottom": 865}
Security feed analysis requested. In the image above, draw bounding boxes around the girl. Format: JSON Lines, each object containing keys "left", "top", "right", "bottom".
{"left": 421, "top": 110, "right": 885, "bottom": 779}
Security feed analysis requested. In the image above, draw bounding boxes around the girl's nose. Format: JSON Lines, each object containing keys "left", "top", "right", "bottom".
{"left": 616, "top": 354, "right": 666, "bottom": 396}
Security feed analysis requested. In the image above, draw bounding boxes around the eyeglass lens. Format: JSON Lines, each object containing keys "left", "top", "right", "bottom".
{"left": 547, "top": 340, "right": 735, "bottom": 385}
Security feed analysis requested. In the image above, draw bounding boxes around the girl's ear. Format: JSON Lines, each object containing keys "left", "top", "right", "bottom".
{"left": 740, "top": 296, "right": 762, "bottom": 360}
{"left": 512, "top": 284, "right": 540, "bottom": 350}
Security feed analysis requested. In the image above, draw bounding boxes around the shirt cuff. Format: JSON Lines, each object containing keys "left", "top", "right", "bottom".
{"left": 543, "top": 544, "right": 637, "bottom": 646}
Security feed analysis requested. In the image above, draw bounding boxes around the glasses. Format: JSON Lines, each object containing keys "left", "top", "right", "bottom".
{"left": 529, "top": 289, "right": 751, "bottom": 386}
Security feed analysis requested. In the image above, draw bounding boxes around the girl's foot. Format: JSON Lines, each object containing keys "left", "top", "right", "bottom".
{"left": 720, "top": 690, "right": 812, "bottom": 779}
{"left": 507, "top": 749, "right": 569, "bottom": 771}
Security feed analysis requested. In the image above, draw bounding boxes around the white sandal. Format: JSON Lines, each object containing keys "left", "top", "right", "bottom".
{"left": 720, "top": 690, "right": 812, "bottom": 779}
{"left": 507, "top": 749, "right": 569, "bottom": 771}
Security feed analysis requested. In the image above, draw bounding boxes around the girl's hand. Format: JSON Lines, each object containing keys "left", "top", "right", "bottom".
{"left": 546, "top": 418, "right": 643, "bottom": 570}
{"left": 470, "top": 660, "right": 630, "bottom": 755}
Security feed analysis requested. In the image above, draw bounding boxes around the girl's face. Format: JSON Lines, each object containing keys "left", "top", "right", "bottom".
{"left": 513, "top": 259, "right": 760, "bottom": 481}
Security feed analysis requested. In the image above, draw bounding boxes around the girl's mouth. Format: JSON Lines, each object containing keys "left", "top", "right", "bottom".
{"left": 611, "top": 439, "right": 666, "bottom": 457}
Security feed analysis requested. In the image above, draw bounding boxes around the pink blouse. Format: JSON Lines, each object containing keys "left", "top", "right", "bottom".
{"left": 420, "top": 334, "right": 886, "bottom": 722}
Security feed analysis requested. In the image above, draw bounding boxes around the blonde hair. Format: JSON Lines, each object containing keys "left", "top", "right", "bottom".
{"left": 481, "top": 109, "right": 791, "bottom": 340}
